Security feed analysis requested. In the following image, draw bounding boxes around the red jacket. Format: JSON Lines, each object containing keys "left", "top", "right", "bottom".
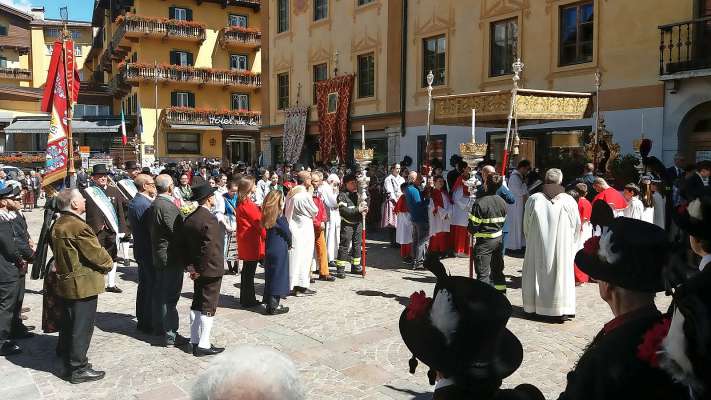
{"left": 236, "top": 199, "right": 266, "bottom": 261}
{"left": 593, "top": 187, "right": 627, "bottom": 211}
{"left": 312, "top": 194, "right": 327, "bottom": 228}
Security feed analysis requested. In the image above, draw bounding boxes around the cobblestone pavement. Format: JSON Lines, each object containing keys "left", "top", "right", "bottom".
{"left": 0, "top": 206, "right": 671, "bottom": 400}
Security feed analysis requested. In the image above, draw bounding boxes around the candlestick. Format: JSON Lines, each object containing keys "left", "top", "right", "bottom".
{"left": 471, "top": 109, "right": 476, "bottom": 143}
{"left": 361, "top": 124, "right": 365, "bottom": 149}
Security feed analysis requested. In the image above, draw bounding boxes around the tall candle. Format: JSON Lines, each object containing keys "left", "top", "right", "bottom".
{"left": 472, "top": 109, "right": 476, "bottom": 143}
{"left": 361, "top": 124, "right": 365, "bottom": 149}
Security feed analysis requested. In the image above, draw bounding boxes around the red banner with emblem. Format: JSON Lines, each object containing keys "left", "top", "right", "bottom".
{"left": 41, "top": 40, "right": 80, "bottom": 187}
{"left": 315, "top": 75, "right": 354, "bottom": 163}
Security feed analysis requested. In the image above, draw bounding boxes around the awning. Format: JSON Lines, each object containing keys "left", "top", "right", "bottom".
{"left": 4, "top": 119, "right": 122, "bottom": 134}
{"left": 433, "top": 88, "right": 593, "bottom": 126}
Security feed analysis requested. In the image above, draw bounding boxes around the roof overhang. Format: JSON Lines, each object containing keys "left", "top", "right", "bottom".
{"left": 433, "top": 88, "right": 593, "bottom": 127}
{"left": 5, "top": 119, "right": 121, "bottom": 134}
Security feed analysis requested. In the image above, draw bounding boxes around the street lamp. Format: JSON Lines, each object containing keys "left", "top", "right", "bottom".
{"left": 425, "top": 70, "right": 434, "bottom": 166}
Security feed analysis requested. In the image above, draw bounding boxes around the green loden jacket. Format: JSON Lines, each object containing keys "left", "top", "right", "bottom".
{"left": 50, "top": 211, "right": 114, "bottom": 300}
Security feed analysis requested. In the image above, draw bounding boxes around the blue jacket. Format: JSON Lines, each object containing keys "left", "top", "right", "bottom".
{"left": 404, "top": 184, "right": 428, "bottom": 224}
{"left": 127, "top": 194, "right": 153, "bottom": 266}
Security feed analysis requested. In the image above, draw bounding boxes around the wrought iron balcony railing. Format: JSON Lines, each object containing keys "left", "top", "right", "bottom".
{"left": 165, "top": 107, "right": 262, "bottom": 127}
{"left": 659, "top": 16, "right": 711, "bottom": 75}
{"left": 0, "top": 67, "right": 32, "bottom": 80}
{"left": 220, "top": 27, "right": 262, "bottom": 49}
{"left": 115, "top": 16, "right": 206, "bottom": 43}
{"left": 119, "top": 63, "right": 262, "bottom": 88}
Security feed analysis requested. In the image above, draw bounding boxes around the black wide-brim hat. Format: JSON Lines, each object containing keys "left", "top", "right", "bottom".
{"left": 189, "top": 183, "right": 217, "bottom": 202}
{"left": 125, "top": 160, "right": 138, "bottom": 170}
{"left": 92, "top": 164, "right": 109, "bottom": 175}
{"left": 674, "top": 196, "right": 711, "bottom": 241}
{"left": 399, "top": 275, "right": 523, "bottom": 381}
{"left": 575, "top": 217, "right": 668, "bottom": 293}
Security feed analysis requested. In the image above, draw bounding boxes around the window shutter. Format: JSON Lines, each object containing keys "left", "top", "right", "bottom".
{"left": 171, "top": 92, "right": 178, "bottom": 107}
{"left": 186, "top": 8, "right": 193, "bottom": 21}
{"left": 188, "top": 92, "right": 195, "bottom": 108}
{"left": 169, "top": 6, "right": 176, "bottom": 19}
{"left": 187, "top": 52, "right": 194, "bottom": 66}
{"left": 169, "top": 50, "right": 177, "bottom": 65}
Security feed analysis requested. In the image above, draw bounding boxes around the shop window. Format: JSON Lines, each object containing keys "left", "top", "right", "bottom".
{"left": 559, "top": 1, "right": 594, "bottom": 66}
{"left": 167, "top": 132, "right": 200, "bottom": 154}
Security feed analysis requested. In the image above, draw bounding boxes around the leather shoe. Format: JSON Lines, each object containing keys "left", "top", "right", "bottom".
{"left": 164, "top": 335, "right": 190, "bottom": 347}
{"left": 70, "top": 367, "right": 106, "bottom": 384}
{"left": 300, "top": 288, "right": 317, "bottom": 296}
{"left": 0, "top": 342, "right": 22, "bottom": 356}
{"left": 11, "top": 330, "right": 34, "bottom": 339}
{"left": 266, "top": 305, "right": 289, "bottom": 315}
{"left": 105, "top": 286, "right": 123, "bottom": 293}
{"left": 319, "top": 275, "right": 336, "bottom": 282}
{"left": 193, "top": 345, "right": 225, "bottom": 357}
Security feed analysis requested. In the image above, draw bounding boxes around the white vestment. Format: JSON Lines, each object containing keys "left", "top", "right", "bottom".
{"left": 623, "top": 196, "right": 645, "bottom": 220}
{"left": 320, "top": 182, "right": 341, "bottom": 262}
{"left": 451, "top": 186, "right": 471, "bottom": 228}
{"left": 396, "top": 212, "right": 412, "bottom": 245}
{"left": 652, "top": 192, "right": 666, "bottom": 229}
{"left": 429, "top": 191, "right": 452, "bottom": 236}
{"left": 506, "top": 170, "right": 528, "bottom": 250}
{"left": 522, "top": 190, "right": 580, "bottom": 316}
{"left": 286, "top": 187, "right": 318, "bottom": 290}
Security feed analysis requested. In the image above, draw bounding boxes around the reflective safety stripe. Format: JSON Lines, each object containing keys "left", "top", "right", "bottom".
{"left": 469, "top": 215, "right": 506, "bottom": 224}
{"left": 351, "top": 258, "right": 361, "bottom": 265}
{"left": 473, "top": 230, "right": 503, "bottom": 238}
{"left": 337, "top": 202, "right": 348, "bottom": 207}
{"left": 494, "top": 284, "right": 507, "bottom": 292}
{"left": 335, "top": 260, "right": 349, "bottom": 267}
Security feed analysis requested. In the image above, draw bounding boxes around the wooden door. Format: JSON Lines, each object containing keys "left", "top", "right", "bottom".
{"left": 517, "top": 138, "right": 536, "bottom": 167}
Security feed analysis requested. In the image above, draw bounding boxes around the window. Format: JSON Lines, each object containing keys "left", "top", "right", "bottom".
{"left": 417, "top": 134, "right": 447, "bottom": 169}
{"left": 357, "top": 0, "right": 374, "bottom": 5}
{"left": 357, "top": 53, "right": 375, "bottom": 98}
{"left": 131, "top": 52, "right": 138, "bottom": 63}
{"left": 170, "top": 50, "right": 193, "bottom": 66}
{"left": 277, "top": 73, "right": 289, "bottom": 110}
{"left": 0, "top": 26, "right": 7, "bottom": 36}
{"left": 74, "top": 104, "right": 111, "bottom": 117}
{"left": 559, "top": 2, "right": 594, "bottom": 66}
{"left": 229, "top": 14, "right": 247, "bottom": 27}
{"left": 167, "top": 132, "right": 200, "bottom": 154}
{"left": 231, "top": 93, "right": 249, "bottom": 110}
{"left": 277, "top": 0, "right": 289, "bottom": 33}
{"left": 422, "top": 35, "right": 446, "bottom": 87}
{"left": 0, "top": 57, "right": 7, "bottom": 68}
{"left": 74, "top": 44, "right": 83, "bottom": 57}
{"left": 169, "top": 7, "right": 192, "bottom": 21}
{"left": 171, "top": 91, "right": 195, "bottom": 107}
{"left": 230, "top": 54, "right": 248, "bottom": 70}
{"left": 490, "top": 18, "right": 518, "bottom": 77}
{"left": 312, "top": 63, "right": 327, "bottom": 103}
{"left": 314, "top": 0, "right": 328, "bottom": 21}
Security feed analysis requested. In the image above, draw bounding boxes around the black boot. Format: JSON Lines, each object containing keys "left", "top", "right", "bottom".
{"left": 351, "top": 265, "right": 363, "bottom": 274}
{"left": 336, "top": 266, "right": 346, "bottom": 279}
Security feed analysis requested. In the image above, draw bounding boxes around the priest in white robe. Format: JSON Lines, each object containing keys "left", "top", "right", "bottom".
{"left": 321, "top": 174, "right": 341, "bottom": 263}
{"left": 522, "top": 168, "right": 580, "bottom": 320}
{"left": 285, "top": 171, "right": 319, "bottom": 295}
{"left": 506, "top": 160, "right": 531, "bottom": 252}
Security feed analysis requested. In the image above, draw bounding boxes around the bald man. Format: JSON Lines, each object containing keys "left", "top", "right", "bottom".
{"left": 127, "top": 174, "right": 156, "bottom": 333}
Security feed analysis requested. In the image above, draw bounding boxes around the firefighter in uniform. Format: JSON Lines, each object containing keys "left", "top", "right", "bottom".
{"left": 335, "top": 173, "right": 368, "bottom": 278}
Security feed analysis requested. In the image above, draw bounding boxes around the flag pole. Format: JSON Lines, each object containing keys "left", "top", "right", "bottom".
{"left": 154, "top": 59, "right": 158, "bottom": 163}
{"left": 61, "top": 9, "right": 76, "bottom": 187}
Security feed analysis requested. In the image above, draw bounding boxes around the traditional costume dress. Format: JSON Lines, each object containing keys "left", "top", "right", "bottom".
{"left": 394, "top": 195, "right": 412, "bottom": 259}
{"left": 574, "top": 196, "right": 592, "bottom": 284}
{"left": 450, "top": 176, "right": 473, "bottom": 257}
{"left": 285, "top": 185, "right": 318, "bottom": 291}
{"left": 522, "top": 184, "right": 580, "bottom": 318}
{"left": 506, "top": 169, "right": 528, "bottom": 251}
{"left": 428, "top": 188, "right": 451, "bottom": 254}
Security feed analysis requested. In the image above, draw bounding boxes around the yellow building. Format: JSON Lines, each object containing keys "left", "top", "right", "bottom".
{"left": 85, "top": 0, "right": 263, "bottom": 165}
{"left": 264, "top": 0, "right": 711, "bottom": 168}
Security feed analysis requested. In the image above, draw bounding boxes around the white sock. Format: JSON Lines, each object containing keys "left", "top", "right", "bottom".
{"left": 198, "top": 314, "right": 213, "bottom": 349}
{"left": 107, "top": 262, "right": 117, "bottom": 287}
{"left": 189, "top": 310, "right": 200, "bottom": 344}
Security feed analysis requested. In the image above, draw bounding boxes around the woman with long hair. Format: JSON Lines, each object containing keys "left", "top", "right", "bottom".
{"left": 236, "top": 177, "right": 265, "bottom": 308}
{"left": 261, "top": 190, "right": 291, "bottom": 315}
{"left": 639, "top": 178, "right": 655, "bottom": 224}
{"left": 174, "top": 173, "right": 192, "bottom": 207}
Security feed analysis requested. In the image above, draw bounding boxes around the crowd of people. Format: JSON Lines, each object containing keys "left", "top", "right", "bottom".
{"left": 0, "top": 152, "right": 709, "bottom": 399}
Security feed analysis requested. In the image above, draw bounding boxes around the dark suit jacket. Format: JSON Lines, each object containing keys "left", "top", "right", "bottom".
{"left": 0, "top": 221, "right": 31, "bottom": 283}
{"left": 192, "top": 174, "right": 208, "bottom": 186}
{"left": 82, "top": 184, "right": 128, "bottom": 236}
{"left": 149, "top": 195, "right": 182, "bottom": 270}
{"left": 8, "top": 214, "right": 33, "bottom": 276}
{"left": 178, "top": 206, "right": 224, "bottom": 277}
{"left": 127, "top": 193, "right": 153, "bottom": 266}
{"left": 681, "top": 173, "right": 710, "bottom": 202}
{"left": 667, "top": 166, "right": 684, "bottom": 182}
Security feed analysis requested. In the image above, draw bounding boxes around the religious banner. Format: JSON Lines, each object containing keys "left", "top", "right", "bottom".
{"left": 282, "top": 105, "right": 309, "bottom": 164}
{"left": 316, "top": 75, "right": 354, "bottom": 163}
{"left": 40, "top": 39, "right": 80, "bottom": 187}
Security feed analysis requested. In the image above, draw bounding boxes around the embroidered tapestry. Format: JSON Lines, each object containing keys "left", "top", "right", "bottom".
{"left": 282, "top": 105, "right": 309, "bottom": 164}
{"left": 316, "top": 75, "right": 354, "bottom": 163}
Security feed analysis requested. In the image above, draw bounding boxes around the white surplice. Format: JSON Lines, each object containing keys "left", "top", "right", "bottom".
{"left": 451, "top": 186, "right": 471, "bottom": 228}
{"left": 396, "top": 212, "right": 412, "bottom": 245}
{"left": 319, "top": 182, "right": 341, "bottom": 262}
{"left": 429, "top": 190, "right": 452, "bottom": 236}
{"left": 623, "top": 196, "right": 645, "bottom": 220}
{"left": 522, "top": 190, "right": 580, "bottom": 317}
{"left": 285, "top": 186, "right": 318, "bottom": 290}
{"left": 506, "top": 170, "right": 528, "bottom": 250}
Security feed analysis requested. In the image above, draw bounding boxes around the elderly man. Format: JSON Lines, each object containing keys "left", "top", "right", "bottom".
{"left": 522, "top": 168, "right": 580, "bottom": 322}
{"left": 149, "top": 174, "right": 188, "bottom": 347}
{"left": 82, "top": 164, "right": 128, "bottom": 293}
{"left": 117, "top": 160, "right": 140, "bottom": 200}
{"left": 192, "top": 345, "right": 305, "bottom": 400}
{"left": 286, "top": 171, "right": 319, "bottom": 294}
{"left": 592, "top": 177, "right": 627, "bottom": 217}
{"left": 51, "top": 189, "right": 113, "bottom": 383}
{"left": 178, "top": 184, "right": 225, "bottom": 356}
{"left": 127, "top": 174, "right": 156, "bottom": 334}
{"left": 404, "top": 171, "right": 429, "bottom": 270}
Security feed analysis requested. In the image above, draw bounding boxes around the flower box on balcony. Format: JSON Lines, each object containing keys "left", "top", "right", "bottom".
{"left": 119, "top": 63, "right": 262, "bottom": 88}
{"left": 0, "top": 68, "right": 32, "bottom": 80}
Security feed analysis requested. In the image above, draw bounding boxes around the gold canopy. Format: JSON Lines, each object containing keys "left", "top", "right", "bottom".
{"left": 433, "top": 88, "right": 593, "bottom": 126}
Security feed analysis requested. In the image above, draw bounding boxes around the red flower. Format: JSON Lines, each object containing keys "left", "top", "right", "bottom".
{"left": 582, "top": 236, "right": 601, "bottom": 256}
{"left": 637, "top": 318, "right": 671, "bottom": 368}
{"left": 406, "top": 291, "right": 432, "bottom": 321}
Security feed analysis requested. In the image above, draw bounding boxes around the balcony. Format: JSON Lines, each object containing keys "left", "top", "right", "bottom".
{"left": 118, "top": 63, "right": 262, "bottom": 89}
{"left": 0, "top": 68, "right": 32, "bottom": 81}
{"left": 114, "top": 15, "right": 206, "bottom": 46}
{"left": 219, "top": 26, "right": 261, "bottom": 50}
{"left": 659, "top": 16, "right": 711, "bottom": 78}
{"left": 165, "top": 107, "right": 262, "bottom": 128}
